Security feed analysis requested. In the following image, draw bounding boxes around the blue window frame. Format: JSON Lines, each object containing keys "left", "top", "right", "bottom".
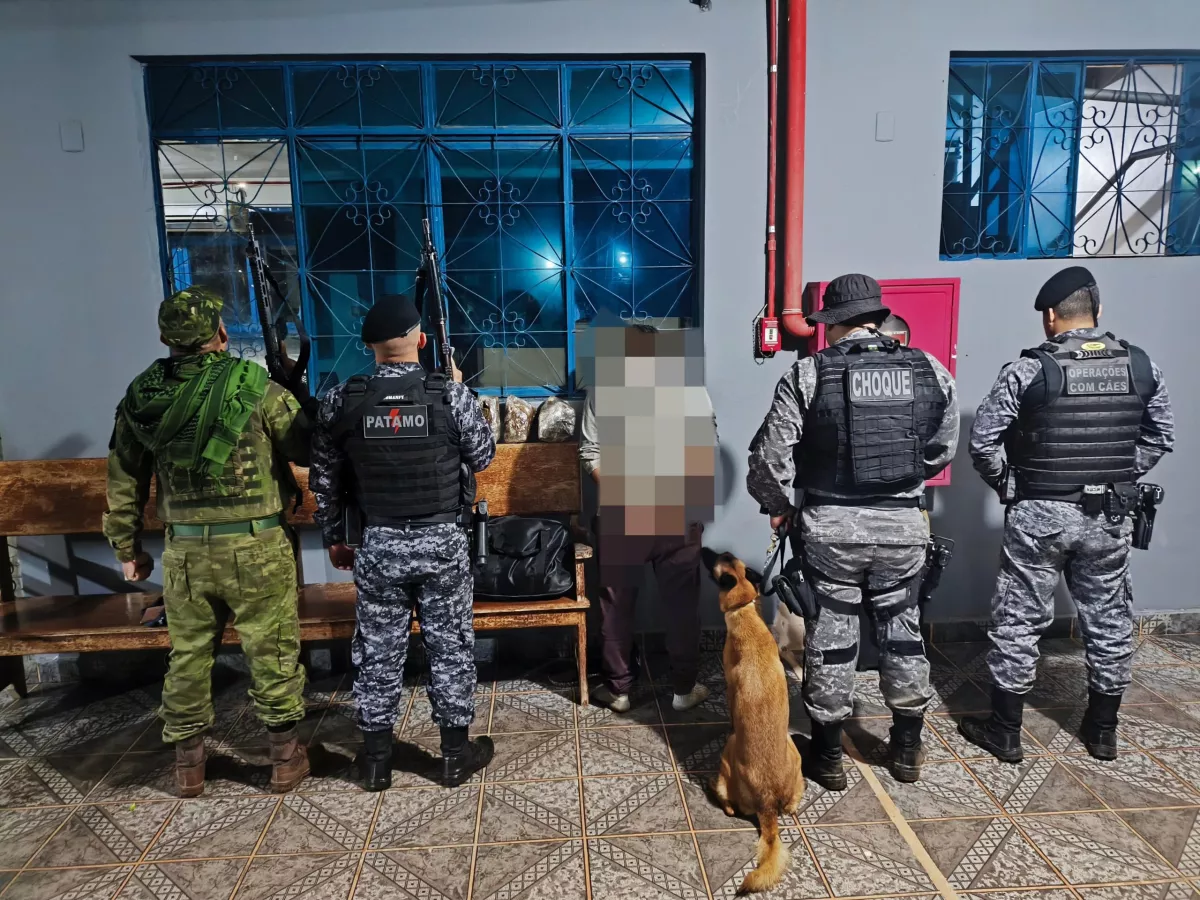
{"left": 143, "top": 59, "right": 702, "bottom": 396}
{"left": 942, "top": 54, "right": 1200, "bottom": 260}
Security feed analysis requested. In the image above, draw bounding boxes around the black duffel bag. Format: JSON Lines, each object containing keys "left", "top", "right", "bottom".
{"left": 473, "top": 516, "right": 574, "bottom": 600}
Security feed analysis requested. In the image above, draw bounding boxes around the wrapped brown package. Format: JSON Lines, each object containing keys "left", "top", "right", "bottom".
{"left": 504, "top": 396, "right": 534, "bottom": 443}
{"left": 537, "top": 396, "right": 577, "bottom": 443}
{"left": 479, "top": 395, "right": 502, "bottom": 444}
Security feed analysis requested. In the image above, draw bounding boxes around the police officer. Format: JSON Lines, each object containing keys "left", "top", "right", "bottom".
{"left": 961, "top": 267, "right": 1174, "bottom": 764}
{"left": 310, "top": 295, "right": 496, "bottom": 791}
{"left": 748, "top": 274, "right": 959, "bottom": 788}
{"left": 104, "top": 288, "right": 313, "bottom": 797}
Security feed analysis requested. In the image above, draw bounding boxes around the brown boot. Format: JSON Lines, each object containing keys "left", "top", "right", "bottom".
{"left": 268, "top": 726, "right": 310, "bottom": 793}
{"left": 175, "top": 735, "right": 206, "bottom": 798}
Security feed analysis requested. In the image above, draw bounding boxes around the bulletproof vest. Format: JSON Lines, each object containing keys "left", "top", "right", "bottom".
{"left": 156, "top": 403, "right": 292, "bottom": 525}
{"left": 335, "top": 370, "right": 462, "bottom": 523}
{"left": 1010, "top": 332, "right": 1154, "bottom": 496}
{"left": 797, "top": 336, "right": 946, "bottom": 496}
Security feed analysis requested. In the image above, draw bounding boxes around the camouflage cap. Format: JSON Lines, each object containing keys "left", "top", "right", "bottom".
{"left": 158, "top": 287, "right": 224, "bottom": 351}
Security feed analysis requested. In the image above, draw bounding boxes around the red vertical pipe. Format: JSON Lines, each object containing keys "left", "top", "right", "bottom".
{"left": 780, "top": 0, "right": 813, "bottom": 338}
{"left": 765, "top": 0, "right": 779, "bottom": 319}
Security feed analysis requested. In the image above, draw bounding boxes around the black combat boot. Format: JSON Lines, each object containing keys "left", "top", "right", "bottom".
{"left": 1080, "top": 690, "right": 1122, "bottom": 761}
{"left": 805, "top": 721, "right": 848, "bottom": 791}
{"left": 888, "top": 713, "right": 926, "bottom": 783}
{"left": 959, "top": 687, "right": 1025, "bottom": 763}
{"left": 360, "top": 729, "right": 394, "bottom": 792}
{"left": 441, "top": 727, "right": 494, "bottom": 788}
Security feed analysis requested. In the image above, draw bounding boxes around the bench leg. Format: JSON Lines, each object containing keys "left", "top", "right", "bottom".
{"left": 576, "top": 617, "right": 589, "bottom": 707}
{"left": 1, "top": 655, "right": 28, "bottom": 698}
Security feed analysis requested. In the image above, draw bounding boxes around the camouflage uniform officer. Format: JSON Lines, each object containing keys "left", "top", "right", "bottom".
{"left": 961, "top": 267, "right": 1174, "bottom": 764}
{"left": 310, "top": 296, "right": 496, "bottom": 791}
{"left": 748, "top": 274, "right": 959, "bottom": 789}
{"left": 104, "top": 288, "right": 313, "bottom": 797}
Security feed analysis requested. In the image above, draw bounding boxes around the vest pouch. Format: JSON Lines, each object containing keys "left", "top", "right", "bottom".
{"left": 844, "top": 362, "right": 922, "bottom": 489}
{"left": 473, "top": 516, "right": 574, "bottom": 600}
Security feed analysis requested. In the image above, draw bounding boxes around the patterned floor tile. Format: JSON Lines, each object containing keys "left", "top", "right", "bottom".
{"left": 910, "top": 817, "right": 1065, "bottom": 889}
{"left": 258, "top": 789, "right": 380, "bottom": 853}
{"left": 696, "top": 828, "right": 827, "bottom": 899}
{"left": 792, "top": 764, "right": 889, "bottom": 825}
{"left": 305, "top": 704, "right": 363, "bottom": 750}
{"left": 368, "top": 785, "right": 480, "bottom": 849}
{"left": 494, "top": 659, "right": 583, "bottom": 695}
{"left": 474, "top": 839, "right": 586, "bottom": 900}
{"left": 1022, "top": 706, "right": 1094, "bottom": 755}
{"left": 292, "top": 741, "right": 362, "bottom": 793}
{"left": 129, "top": 706, "right": 244, "bottom": 755}
{"left": 586, "top": 774, "right": 690, "bottom": 835}
{"left": 0, "top": 754, "right": 118, "bottom": 807}
{"left": 146, "top": 796, "right": 276, "bottom": 860}
{"left": 239, "top": 852, "right": 359, "bottom": 900}
{"left": 356, "top": 847, "right": 473, "bottom": 900}
{"left": 1119, "top": 807, "right": 1200, "bottom": 877}
{"left": 577, "top": 684, "right": 662, "bottom": 728}
{"left": 1135, "top": 640, "right": 1197, "bottom": 667}
{"left": 1136, "top": 668, "right": 1200, "bottom": 704}
{"left": 932, "top": 642, "right": 991, "bottom": 674}
{"left": 479, "top": 778, "right": 582, "bottom": 842}
{"left": 118, "top": 859, "right": 246, "bottom": 900}
{"left": 0, "top": 805, "right": 73, "bottom": 868}
{"left": 844, "top": 716, "right": 955, "bottom": 764}
{"left": 930, "top": 670, "right": 994, "bottom": 716}
{"left": 399, "top": 696, "right": 491, "bottom": 741}
{"left": 1151, "top": 635, "right": 1200, "bottom": 665}
{"left": 657, "top": 684, "right": 730, "bottom": 726}
{"left": 220, "top": 707, "right": 325, "bottom": 750}
{"left": 580, "top": 726, "right": 673, "bottom": 777}
{"left": 965, "top": 756, "right": 1105, "bottom": 814}
{"left": 1015, "top": 811, "right": 1179, "bottom": 884}
{"left": 948, "top": 892, "right": 1074, "bottom": 900}
{"left": 664, "top": 724, "right": 729, "bottom": 773}
{"left": 587, "top": 834, "right": 706, "bottom": 900}
{"left": 29, "top": 801, "right": 176, "bottom": 867}
{"left": 1120, "top": 705, "right": 1200, "bottom": 750}
{"left": 1076, "top": 885, "right": 1200, "bottom": 900}
{"left": 1059, "top": 750, "right": 1200, "bottom": 809}
{"left": 804, "top": 823, "right": 935, "bottom": 896}
{"left": 489, "top": 691, "right": 577, "bottom": 734}
{"left": 485, "top": 730, "right": 580, "bottom": 784}
{"left": 4, "top": 864, "right": 133, "bottom": 900}
{"left": 677, "top": 770, "right": 792, "bottom": 833}
{"left": 929, "top": 712, "right": 1050, "bottom": 760}
{"left": 871, "top": 759, "right": 1002, "bottom": 819}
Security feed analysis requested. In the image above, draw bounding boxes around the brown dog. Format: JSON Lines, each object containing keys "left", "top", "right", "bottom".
{"left": 701, "top": 548, "right": 804, "bottom": 893}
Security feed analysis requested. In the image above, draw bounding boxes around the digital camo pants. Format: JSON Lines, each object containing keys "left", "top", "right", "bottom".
{"left": 160, "top": 527, "right": 306, "bottom": 744}
{"left": 988, "top": 500, "right": 1135, "bottom": 697}
{"left": 802, "top": 541, "right": 932, "bottom": 724}
{"left": 352, "top": 524, "right": 476, "bottom": 733}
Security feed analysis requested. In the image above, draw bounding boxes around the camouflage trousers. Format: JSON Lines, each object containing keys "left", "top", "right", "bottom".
{"left": 988, "top": 500, "right": 1135, "bottom": 696}
{"left": 160, "top": 527, "right": 306, "bottom": 744}
{"left": 802, "top": 541, "right": 932, "bottom": 724}
{"left": 352, "top": 524, "right": 476, "bottom": 732}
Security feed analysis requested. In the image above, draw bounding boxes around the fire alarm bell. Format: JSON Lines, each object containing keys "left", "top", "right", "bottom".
{"left": 758, "top": 317, "right": 781, "bottom": 355}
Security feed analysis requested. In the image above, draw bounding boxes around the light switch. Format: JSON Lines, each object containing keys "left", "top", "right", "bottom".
{"left": 875, "top": 112, "right": 894, "bottom": 143}
{"left": 59, "top": 120, "right": 84, "bottom": 153}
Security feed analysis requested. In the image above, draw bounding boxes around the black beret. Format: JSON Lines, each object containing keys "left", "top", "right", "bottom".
{"left": 361, "top": 295, "right": 421, "bottom": 343}
{"left": 1035, "top": 266, "right": 1096, "bottom": 311}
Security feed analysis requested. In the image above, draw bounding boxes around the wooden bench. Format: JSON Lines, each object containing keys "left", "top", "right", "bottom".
{"left": 0, "top": 441, "right": 591, "bottom": 704}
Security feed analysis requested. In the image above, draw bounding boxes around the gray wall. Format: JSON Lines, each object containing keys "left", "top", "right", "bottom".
{"left": 0, "top": 0, "right": 1196, "bottom": 622}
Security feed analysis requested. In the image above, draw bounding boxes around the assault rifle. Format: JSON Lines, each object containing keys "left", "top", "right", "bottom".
{"left": 246, "top": 221, "right": 312, "bottom": 399}
{"left": 414, "top": 218, "right": 454, "bottom": 377}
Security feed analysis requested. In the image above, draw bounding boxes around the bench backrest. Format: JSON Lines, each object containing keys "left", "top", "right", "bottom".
{"left": 0, "top": 442, "right": 581, "bottom": 537}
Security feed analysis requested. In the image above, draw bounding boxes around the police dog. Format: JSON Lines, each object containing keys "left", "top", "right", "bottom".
{"left": 701, "top": 548, "right": 804, "bottom": 893}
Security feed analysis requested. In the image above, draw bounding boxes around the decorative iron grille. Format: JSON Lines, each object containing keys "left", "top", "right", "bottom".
{"left": 145, "top": 60, "right": 701, "bottom": 395}
{"left": 941, "top": 55, "right": 1200, "bottom": 260}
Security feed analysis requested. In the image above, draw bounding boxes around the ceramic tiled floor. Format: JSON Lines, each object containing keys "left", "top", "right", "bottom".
{"left": 5, "top": 636, "right": 1200, "bottom": 900}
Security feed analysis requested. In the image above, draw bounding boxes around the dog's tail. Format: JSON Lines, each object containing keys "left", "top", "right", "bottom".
{"left": 738, "top": 811, "right": 789, "bottom": 893}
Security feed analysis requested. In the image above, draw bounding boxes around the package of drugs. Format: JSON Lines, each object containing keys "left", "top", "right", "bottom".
{"left": 504, "top": 396, "right": 534, "bottom": 443}
{"left": 536, "top": 396, "right": 577, "bottom": 443}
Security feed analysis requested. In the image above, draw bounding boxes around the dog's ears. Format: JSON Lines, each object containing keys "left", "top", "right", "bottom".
{"left": 716, "top": 572, "right": 738, "bottom": 592}
{"left": 743, "top": 566, "right": 764, "bottom": 589}
{"left": 699, "top": 546, "right": 719, "bottom": 577}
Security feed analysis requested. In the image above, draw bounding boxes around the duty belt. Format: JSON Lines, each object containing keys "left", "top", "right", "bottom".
{"left": 365, "top": 510, "right": 461, "bottom": 527}
{"left": 167, "top": 513, "right": 284, "bottom": 539}
{"left": 805, "top": 494, "right": 927, "bottom": 510}
{"left": 1016, "top": 484, "right": 1134, "bottom": 504}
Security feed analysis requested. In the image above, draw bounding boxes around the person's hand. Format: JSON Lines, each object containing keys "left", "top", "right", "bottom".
{"left": 122, "top": 552, "right": 154, "bottom": 582}
{"left": 590, "top": 468, "right": 600, "bottom": 484}
{"left": 328, "top": 543, "right": 356, "bottom": 571}
{"left": 770, "top": 507, "right": 797, "bottom": 532}
{"left": 450, "top": 355, "right": 463, "bottom": 384}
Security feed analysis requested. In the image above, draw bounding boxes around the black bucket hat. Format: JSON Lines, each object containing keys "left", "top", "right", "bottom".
{"left": 807, "top": 273, "right": 890, "bottom": 326}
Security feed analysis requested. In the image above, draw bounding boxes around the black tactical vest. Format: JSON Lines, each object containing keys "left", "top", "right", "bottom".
{"left": 1010, "top": 332, "right": 1154, "bottom": 497}
{"left": 797, "top": 336, "right": 946, "bottom": 496}
{"left": 334, "top": 370, "right": 463, "bottom": 523}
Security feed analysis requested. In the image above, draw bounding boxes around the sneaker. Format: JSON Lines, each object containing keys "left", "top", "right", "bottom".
{"left": 593, "top": 685, "right": 632, "bottom": 713}
{"left": 672, "top": 683, "right": 711, "bottom": 712}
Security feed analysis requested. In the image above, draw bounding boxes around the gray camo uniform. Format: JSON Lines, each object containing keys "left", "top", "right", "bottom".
{"left": 310, "top": 362, "right": 496, "bottom": 732}
{"left": 748, "top": 328, "right": 960, "bottom": 724}
{"left": 970, "top": 327, "right": 1174, "bottom": 697}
